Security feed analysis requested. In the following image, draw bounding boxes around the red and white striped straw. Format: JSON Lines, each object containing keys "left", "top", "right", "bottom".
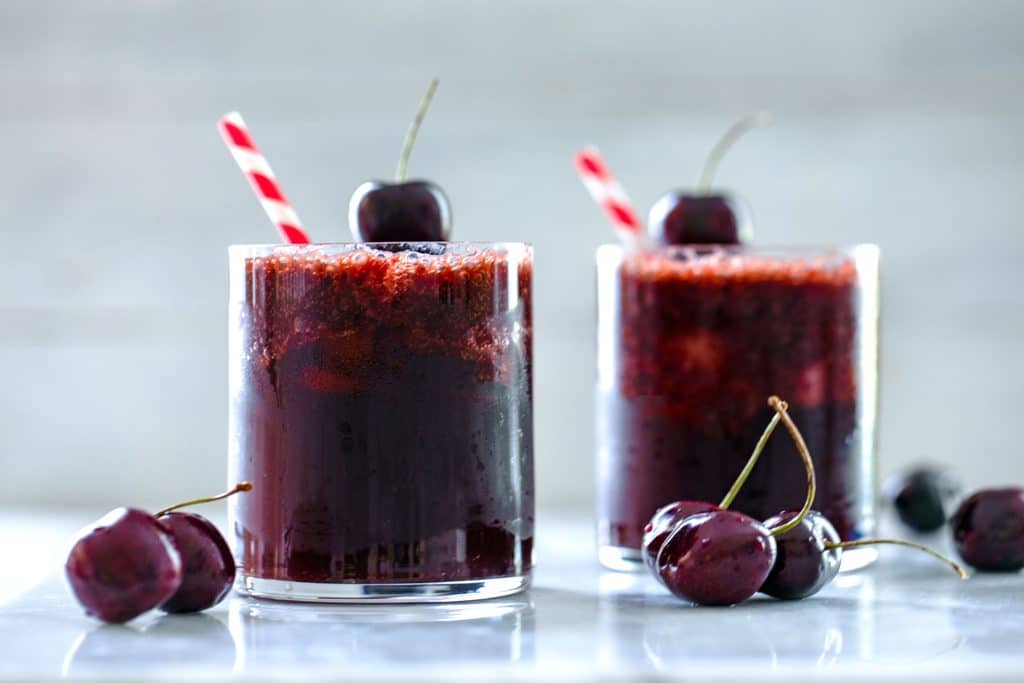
{"left": 573, "top": 146, "right": 644, "bottom": 246}
{"left": 217, "top": 112, "right": 311, "bottom": 244}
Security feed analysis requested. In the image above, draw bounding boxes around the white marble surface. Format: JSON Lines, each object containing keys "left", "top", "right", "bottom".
{"left": 2, "top": 511, "right": 1022, "bottom": 681}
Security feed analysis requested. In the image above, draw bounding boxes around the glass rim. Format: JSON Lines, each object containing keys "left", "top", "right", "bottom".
{"left": 596, "top": 242, "right": 879, "bottom": 262}
{"left": 597, "top": 242, "right": 878, "bottom": 254}
{"left": 230, "top": 241, "right": 532, "bottom": 257}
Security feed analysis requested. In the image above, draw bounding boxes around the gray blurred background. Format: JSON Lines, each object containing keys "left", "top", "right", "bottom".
{"left": 2, "top": 1, "right": 1022, "bottom": 514}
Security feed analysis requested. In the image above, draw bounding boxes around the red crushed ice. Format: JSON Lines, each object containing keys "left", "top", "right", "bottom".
{"left": 242, "top": 246, "right": 532, "bottom": 387}
{"left": 617, "top": 248, "right": 861, "bottom": 428}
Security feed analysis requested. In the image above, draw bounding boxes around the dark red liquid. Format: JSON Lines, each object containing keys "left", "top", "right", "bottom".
{"left": 230, "top": 244, "right": 533, "bottom": 583}
{"left": 598, "top": 248, "right": 872, "bottom": 551}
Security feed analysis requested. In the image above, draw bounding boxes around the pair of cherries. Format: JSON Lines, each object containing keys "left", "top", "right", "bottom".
{"left": 65, "top": 483, "right": 250, "bottom": 624}
{"left": 355, "top": 86, "right": 764, "bottom": 249}
{"left": 887, "top": 467, "right": 1024, "bottom": 573}
{"left": 640, "top": 397, "right": 966, "bottom": 606}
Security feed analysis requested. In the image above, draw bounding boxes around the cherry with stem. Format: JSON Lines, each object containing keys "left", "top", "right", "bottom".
{"left": 761, "top": 508, "right": 966, "bottom": 600}
{"left": 654, "top": 396, "right": 802, "bottom": 606}
{"left": 349, "top": 77, "right": 451, "bottom": 243}
{"left": 395, "top": 77, "right": 439, "bottom": 182}
{"left": 696, "top": 111, "right": 773, "bottom": 192}
{"left": 648, "top": 111, "right": 771, "bottom": 245}
{"left": 154, "top": 482, "right": 253, "bottom": 518}
{"left": 643, "top": 402, "right": 783, "bottom": 573}
{"left": 156, "top": 482, "right": 252, "bottom": 614}
{"left": 715, "top": 395, "right": 816, "bottom": 536}
{"left": 825, "top": 538, "right": 967, "bottom": 579}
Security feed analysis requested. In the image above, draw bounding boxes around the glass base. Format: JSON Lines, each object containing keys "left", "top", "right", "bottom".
{"left": 599, "top": 545, "right": 644, "bottom": 572}
{"left": 598, "top": 544, "right": 878, "bottom": 573}
{"left": 236, "top": 573, "right": 531, "bottom": 604}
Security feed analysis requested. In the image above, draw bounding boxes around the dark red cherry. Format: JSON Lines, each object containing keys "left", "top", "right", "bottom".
{"left": 647, "top": 193, "right": 749, "bottom": 245}
{"left": 760, "top": 510, "right": 841, "bottom": 600}
{"left": 647, "top": 112, "right": 770, "bottom": 246}
{"left": 657, "top": 510, "right": 777, "bottom": 606}
{"left": 642, "top": 500, "right": 720, "bottom": 576}
{"left": 348, "top": 180, "right": 451, "bottom": 243}
{"left": 951, "top": 488, "right": 1024, "bottom": 572}
{"left": 349, "top": 78, "right": 450, "bottom": 244}
{"left": 65, "top": 508, "right": 183, "bottom": 624}
{"left": 885, "top": 466, "right": 960, "bottom": 533}
{"left": 158, "top": 512, "right": 235, "bottom": 613}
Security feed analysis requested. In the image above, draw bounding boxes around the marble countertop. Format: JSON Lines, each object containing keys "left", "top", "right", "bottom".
{"left": 1, "top": 509, "right": 1021, "bottom": 681}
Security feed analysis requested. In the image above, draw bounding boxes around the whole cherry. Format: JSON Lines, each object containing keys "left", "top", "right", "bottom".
{"left": 647, "top": 112, "right": 769, "bottom": 246}
{"left": 642, "top": 501, "right": 720, "bottom": 576}
{"left": 154, "top": 483, "right": 250, "bottom": 613}
{"left": 657, "top": 510, "right": 777, "bottom": 606}
{"left": 885, "top": 466, "right": 961, "bottom": 533}
{"left": 656, "top": 396, "right": 813, "bottom": 606}
{"left": 761, "top": 509, "right": 966, "bottom": 600}
{"left": 349, "top": 78, "right": 451, "bottom": 243}
{"left": 641, "top": 401, "right": 784, "bottom": 577}
{"left": 65, "top": 508, "right": 183, "bottom": 624}
{"left": 158, "top": 513, "right": 235, "bottom": 613}
{"left": 760, "top": 510, "right": 842, "bottom": 600}
{"left": 951, "top": 488, "right": 1024, "bottom": 572}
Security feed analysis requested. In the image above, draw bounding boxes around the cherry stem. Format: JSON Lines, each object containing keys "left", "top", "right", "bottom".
{"left": 719, "top": 408, "right": 784, "bottom": 510}
{"left": 766, "top": 395, "right": 817, "bottom": 537}
{"left": 395, "top": 77, "right": 440, "bottom": 182}
{"left": 826, "top": 539, "right": 968, "bottom": 579}
{"left": 154, "top": 482, "right": 253, "bottom": 518}
{"left": 696, "top": 111, "right": 773, "bottom": 193}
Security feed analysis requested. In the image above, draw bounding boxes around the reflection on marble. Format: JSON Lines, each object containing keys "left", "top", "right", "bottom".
{"left": 62, "top": 613, "right": 236, "bottom": 677}
{"left": 1, "top": 516, "right": 1023, "bottom": 680}
{"left": 229, "top": 596, "right": 534, "bottom": 672}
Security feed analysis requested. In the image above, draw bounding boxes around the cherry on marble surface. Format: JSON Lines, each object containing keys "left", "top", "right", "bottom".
{"left": 65, "top": 508, "right": 183, "bottom": 624}
{"left": 158, "top": 512, "right": 235, "bottom": 614}
{"left": 642, "top": 500, "right": 721, "bottom": 577}
{"left": 657, "top": 510, "right": 777, "bottom": 606}
{"left": 885, "top": 466, "right": 961, "bottom": 533}
{"left": 762, "top": 509, "right": 967, "bottom": 600}
{"left": 760, "top": 510, "right": 841, "bottom": 600}
{"left": 951, "top": 487, "right": 1024, "bottom": 572}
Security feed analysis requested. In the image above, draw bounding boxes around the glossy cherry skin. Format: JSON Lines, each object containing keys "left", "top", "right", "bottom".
{"left": 760, "top": 510, "right": 841, "bottom": 600}
{"left": 642, "top": 500, "right": 720, "bottom": 576}
{"left": 647, "top": 192, "right": 749, "bottom": 246}
{"left": 349, "top": 180, "right": 451, "bottom": 243}
{"left": 885, "top": 467, "right": 960, "bottom": 533}
{"left": 65, "top": 508, "right": 183, "bottom": 623}
{"left": 657, "top": 510, "right": 777, "bottom": 606}
{"left": 951, "top": 488, "right": 1024, "bottom": 572}
{"left": 158, "top": 512, "right": 235, "bottom": 613}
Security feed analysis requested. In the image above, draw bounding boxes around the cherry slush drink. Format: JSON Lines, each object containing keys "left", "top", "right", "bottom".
{"left": 597, "top": 245, "right": 878, "bottom": 560}
{"left": 229, "top": 243, "right": 534, "bottom": 585}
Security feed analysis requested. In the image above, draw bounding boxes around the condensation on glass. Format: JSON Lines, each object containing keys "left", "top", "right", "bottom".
{"left": 228, "top": 242, "right": 534, "bottom": 602}
{"left": 595, "top": 244, "right": 879, "bottom": 571}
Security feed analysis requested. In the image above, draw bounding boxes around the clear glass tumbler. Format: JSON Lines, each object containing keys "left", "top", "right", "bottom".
{"left": 596, "top": 244, "right": 880, "bottom": 571}
{"left": 228, "top": 242, "right": 534, "bottom": 602}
